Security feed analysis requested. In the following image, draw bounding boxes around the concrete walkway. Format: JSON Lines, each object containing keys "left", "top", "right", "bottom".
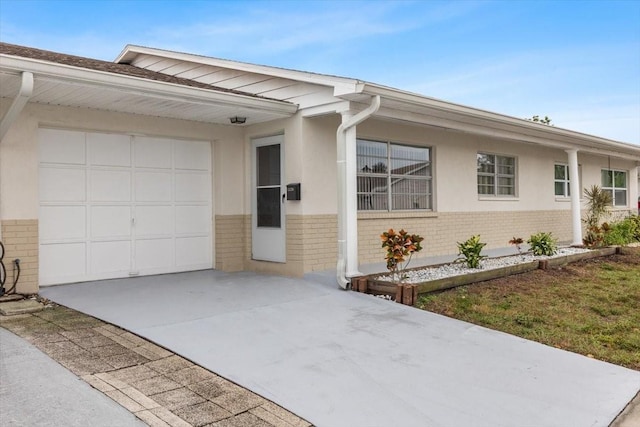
{"left": 41, "top": 270, "right": 640, "bottom": 427}
{"left": 0, "top": 327, "right": 144, "bottom": 427}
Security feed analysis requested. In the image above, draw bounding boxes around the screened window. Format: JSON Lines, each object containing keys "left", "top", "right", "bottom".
{"left": 601, "top": 169, "right": 627, "bottom": 207}
{"left": 554, "top": 164, "right": 570, "bottom": 197}
{"left": 477, "top": 153, "right": 516, "bottom": 196}
{"left": 357, "top": 139, "right": 432, "bottom": 211}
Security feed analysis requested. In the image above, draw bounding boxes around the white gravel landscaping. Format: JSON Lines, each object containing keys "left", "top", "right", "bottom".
{"left": 376, "top": 247, "right": 592, "bottom": 284}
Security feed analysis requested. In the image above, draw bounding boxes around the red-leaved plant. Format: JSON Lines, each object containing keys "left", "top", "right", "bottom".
{"left": 380, "top": 228, "right": 424, "bottom": 283}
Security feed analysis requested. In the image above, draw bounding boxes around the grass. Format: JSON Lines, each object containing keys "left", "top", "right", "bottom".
{"left": 415, "top": 246, "right": 640, "bottom": 370}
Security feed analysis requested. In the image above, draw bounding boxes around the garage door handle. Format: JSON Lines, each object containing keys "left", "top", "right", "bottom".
{"left": 131, "top": 217, "right": 136, "bottom": 225}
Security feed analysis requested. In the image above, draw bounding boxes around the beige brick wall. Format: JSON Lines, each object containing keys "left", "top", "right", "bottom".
{"left": 214, "top": 215, "right": 247, "bottom": 272}
{"left": 357, "top": 210, "right": 576, "bottom": 265}
{"left": 1, "top": 219, "right": 38, "bottom": 294}
{"left": 218, "top": 210, "right": 585, "bottom": 275}
{"left": 214, "top": 214, "right": 337, "bottom": 276}
{"left": 297, "top": 215, "right": 338, "bottom": 272}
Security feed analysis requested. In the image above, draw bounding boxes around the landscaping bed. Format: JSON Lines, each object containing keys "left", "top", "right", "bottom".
{"left": 354, "top": 247, "right": 619, "bottom": 305}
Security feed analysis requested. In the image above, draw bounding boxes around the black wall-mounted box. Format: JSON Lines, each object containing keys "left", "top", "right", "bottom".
{"left": 287, "top": 183, "right": 301, "bottom": 200}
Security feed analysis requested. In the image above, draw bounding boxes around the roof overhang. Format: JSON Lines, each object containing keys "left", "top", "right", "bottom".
{"left": 0, "top": 54, "right": 298, "bottom": 126}
{"left": 338, "top": 83, "right": 640, "bottom": 162}
{"left": 116, "top": 44, "right": 362, "bottom": 95}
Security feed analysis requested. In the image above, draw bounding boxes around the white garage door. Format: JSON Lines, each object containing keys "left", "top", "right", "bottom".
{"left": 38, "top": 128, "right": 212, "bottom": 285}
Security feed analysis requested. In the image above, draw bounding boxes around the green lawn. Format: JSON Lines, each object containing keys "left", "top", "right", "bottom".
{"left": 415, "top": 247, "right": 640, "bottom": 370}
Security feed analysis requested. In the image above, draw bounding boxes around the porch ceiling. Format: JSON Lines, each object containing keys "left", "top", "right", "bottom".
{"left": 0, "top": 59, "right": 297, "bottom": 126}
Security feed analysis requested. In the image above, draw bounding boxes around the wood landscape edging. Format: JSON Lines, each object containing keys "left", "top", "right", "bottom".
{"left": 355, "top": 247, "right": 621, "bottom": 306}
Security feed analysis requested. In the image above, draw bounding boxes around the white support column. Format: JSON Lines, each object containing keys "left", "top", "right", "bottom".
{"left": 566, "top": 149, "right": 582, "bottom": 245}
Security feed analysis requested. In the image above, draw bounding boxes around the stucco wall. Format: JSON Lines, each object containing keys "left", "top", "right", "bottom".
{"left": 1, "top": 101, "right": 637, "bottom": 288}
{"left": 0, "top": 101, "right": 244, "bottom": 220}
{"left": 299, "top": 115, "right": 639, "bottom": 215}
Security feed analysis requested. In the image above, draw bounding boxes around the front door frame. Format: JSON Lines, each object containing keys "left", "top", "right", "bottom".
{"left": 251, "top": 134, "right": 286, "bottom": 263}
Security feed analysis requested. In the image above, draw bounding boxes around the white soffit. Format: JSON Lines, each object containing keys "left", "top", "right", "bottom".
{"left": 0, "top": 55, "right": 297, "bottom": 125}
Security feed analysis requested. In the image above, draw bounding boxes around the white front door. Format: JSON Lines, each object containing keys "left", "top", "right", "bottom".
{"left": 251, "top": 135, "right": 285, "bottom": 262}
{"left": 38, "top": 128, "right": 212, "bottom": 285}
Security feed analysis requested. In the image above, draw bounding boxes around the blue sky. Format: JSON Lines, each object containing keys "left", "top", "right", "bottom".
{"left": 1, "top": 0, "right": 639, "bottom": 144}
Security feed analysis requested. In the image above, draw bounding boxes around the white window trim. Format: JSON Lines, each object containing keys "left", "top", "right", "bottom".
{"left": 554, "top": 162, "right": 585, "bottom": 202}
{"left": 477, "top": 152, "right": 518, "bottom": 198}
{"left": 554, "top": 163, "right": 571, "bottom": 198}
{"left": 357, "top": 139, "right": 433, "bottom": 212}
{"left": 601, "top": 168, "right": 628, "bottom": 207}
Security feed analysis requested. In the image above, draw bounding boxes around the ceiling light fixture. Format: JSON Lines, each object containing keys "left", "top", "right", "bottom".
{"left": 229, "top": 116, "right": 247, "bottom": 124}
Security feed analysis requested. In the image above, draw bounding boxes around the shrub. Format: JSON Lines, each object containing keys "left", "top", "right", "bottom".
{"left": 604, "top": 216, "right": 640, "bottom": 246}
{"left": 457, "top": 235, "right": 487, "bottom": 268}
{"left": 380, "top": 229, "right": 424, "bottom": 282}
{"left": 509, "top": 237, "right": 524, "bottom": 256}
{"left": 528, "top": 232, "right": 558, "bottom": 256}
{"left": 583, "top": 186, "right": 612, "bottom": 247}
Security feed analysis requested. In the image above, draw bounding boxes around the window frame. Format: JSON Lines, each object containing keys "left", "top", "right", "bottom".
{"left": 554, "top": 163, "right": 570, "bottom": 198}
{"left": 356, "top": 138, "right": 433, "bottom": 212}
{"left": 601, "top": 168, "right": 628, "bottom": 207}
{"left": 477, "top": 152, "right": 517, "bottom": 197}
{"left": 554, "top": 163, "right": 584, "bottom": 200}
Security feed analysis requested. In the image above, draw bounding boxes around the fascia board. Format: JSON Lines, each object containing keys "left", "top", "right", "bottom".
{"left": 361, "top": 83, "right": 640, "bottom": 157}
{"left": 300, "top": 100, "right": 352, "bottom": 117}
{"left": 116, "top": 45, "right": 359, "bottom": 89}
{"left": 0, "top": 55, "right": 298, "bottom": 115}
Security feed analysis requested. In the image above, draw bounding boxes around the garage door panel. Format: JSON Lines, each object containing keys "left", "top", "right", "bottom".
{"left": 175, "top": 141, "right": 210, "bottom": 170}
{"left": 176, "top": 236, "right": 210, "bottom": 267}
{"left": 136, "top": 238, "right": 173, "bottom": 272}
{"left": 91, "top": 206, "right": 131, "bottom": 238}
{"left": 90, "top": 241, "right": 131, "bottom": 274}
{"left": 175, "top": 173, "right": 210, "bottom": 202}
{"left": 135, "top": 137, "right": 172, "bottom": 169}
{"left": 40, "top": 206, "right": 86, "bottom": 241}
{"left": 39, "top": 129, "right": 212, "bottom": 285}
{"left": 135, "top": 172, "right": 172, "bottom": 202}
{"left": 91, "top": 170, "right": 131, "bottom": 202}
{"left": 176, "top": 205, "right": 210, "bottom": 234}
{"left": 89, "top": 133, "right": 131, "bottom": 167}
{"left": 39, "top": 128, "right": 85, "bottom": 165}
{"left": 40, "top": 168, "right": 86, "bottom": 202}
{"left": 40, "top": 243, "right": 86, "bottom": 283}
{"left": 136, "top": 205, "right": 173, "bottom": 237}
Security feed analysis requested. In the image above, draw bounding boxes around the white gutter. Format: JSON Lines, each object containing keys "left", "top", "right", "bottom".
{"left": 359, "top": 83, "right": 640, "bottom": 161}
{"left": 336, "top": 95, "right": 380, "bottom": 289}
{"left": 0, "top": 71, "right": 33, "bottom": 141}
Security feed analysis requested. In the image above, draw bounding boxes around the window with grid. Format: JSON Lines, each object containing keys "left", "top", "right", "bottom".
{"left": 554, "top": 164, "right": 570, "bottom": 197}
{"left": 477, "top": 153, "right": 516, "bottom": 196}
{"left": 601, "top": 169, "right": 627, "bottom": 207}
{"left": 357, "top": 139, "right": 432, "bottom": 211}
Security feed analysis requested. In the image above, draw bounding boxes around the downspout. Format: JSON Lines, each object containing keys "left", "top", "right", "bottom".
{"left": 0, "top": 72, "right": 34, "bottom": 141}
{"left": 336, "top": 95, "right": 381, "bottom": 289}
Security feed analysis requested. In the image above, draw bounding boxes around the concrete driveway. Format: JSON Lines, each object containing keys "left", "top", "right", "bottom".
{"left": 41, "top": 270, "right": 640, "bottom": 427}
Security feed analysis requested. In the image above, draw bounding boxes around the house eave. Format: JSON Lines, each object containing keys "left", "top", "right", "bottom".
{"left": 0, "top": 54, "right": 298, "bottom": 116}
{"left": 349, "top": 83, "right": 640, "bottom": 161}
